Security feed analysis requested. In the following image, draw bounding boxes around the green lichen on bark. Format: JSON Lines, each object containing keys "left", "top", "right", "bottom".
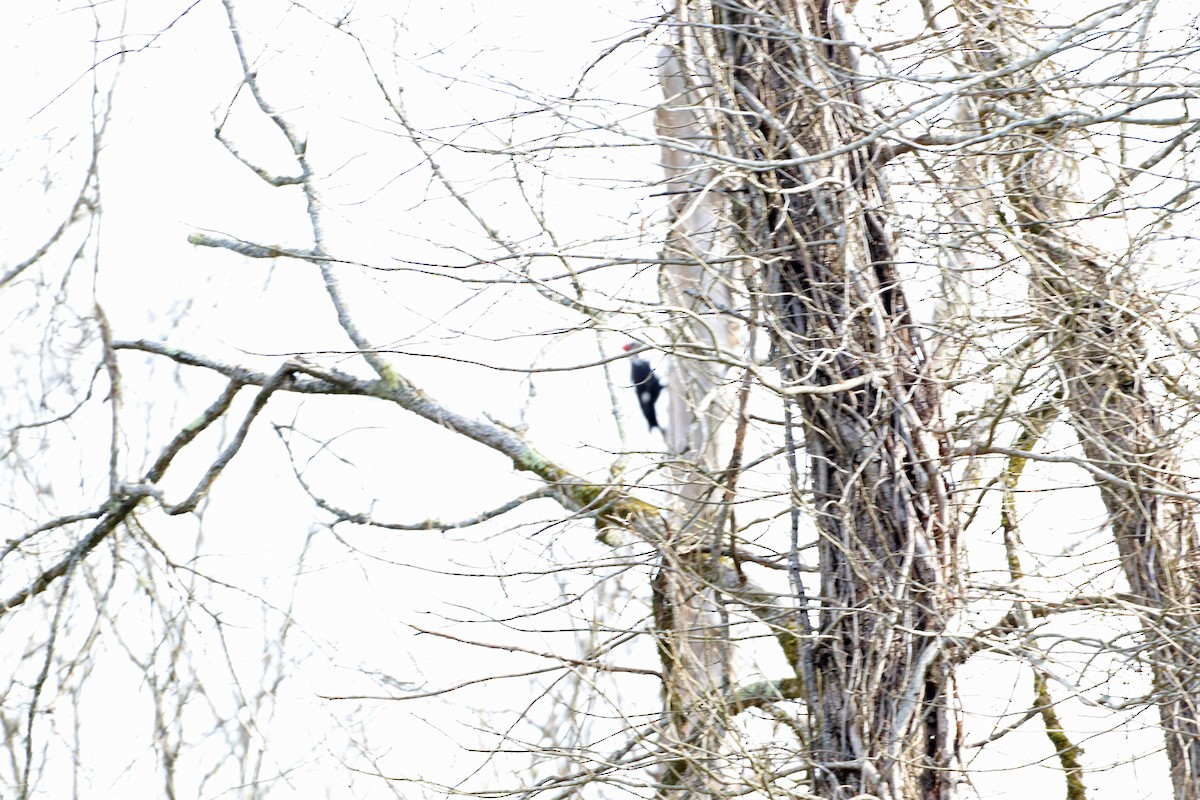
{"left": 1033, "top": 671, "right": 1086, "bottom": 800}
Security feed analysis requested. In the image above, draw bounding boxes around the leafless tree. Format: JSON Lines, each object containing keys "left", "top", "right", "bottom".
{"left": 947, "top": 3, "right": 1200, "bottom": 797}
{"left": 6, "top": 1, "right": 1200, "bottom": 799}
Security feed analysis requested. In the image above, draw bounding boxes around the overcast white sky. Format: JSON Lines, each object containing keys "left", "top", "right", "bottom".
{"left": 1, "top": 1, "right": 1190, "bottom": 797}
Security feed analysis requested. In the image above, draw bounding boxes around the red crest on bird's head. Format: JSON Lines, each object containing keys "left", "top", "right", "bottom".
{"left": 622, "top": 342, "right": 637, "bottom": 352}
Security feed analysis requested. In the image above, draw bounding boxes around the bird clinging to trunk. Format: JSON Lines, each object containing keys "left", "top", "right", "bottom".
{"left": 623, "top": 342, "right": 663, "bottom": 432}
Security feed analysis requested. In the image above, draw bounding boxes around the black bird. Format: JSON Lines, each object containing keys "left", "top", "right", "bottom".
{"left": 623, "top": 343, "right": 663, "bottom": 431}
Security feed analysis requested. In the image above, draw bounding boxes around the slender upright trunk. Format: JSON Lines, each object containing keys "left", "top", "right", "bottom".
{"left": 653, "top": 7, "right": 745, "bottom": 795}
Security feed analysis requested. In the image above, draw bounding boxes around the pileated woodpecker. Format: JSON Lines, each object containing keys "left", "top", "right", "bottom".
{"left": 623, "top": 343, "right": 663, "bottom": 432}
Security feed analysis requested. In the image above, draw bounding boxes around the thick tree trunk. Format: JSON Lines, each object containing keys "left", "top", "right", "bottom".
{"left": 659, "top": 2, "right": 963, "bottom": 798}
{"left": 954, "top": 3, "right": 1200, "bottom": 796}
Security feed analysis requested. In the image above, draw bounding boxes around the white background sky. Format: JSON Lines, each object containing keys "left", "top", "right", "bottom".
{"left": 1, "top": 0, "right": 1189, "bottom": 797}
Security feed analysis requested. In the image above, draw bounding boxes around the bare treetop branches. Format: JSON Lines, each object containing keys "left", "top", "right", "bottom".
{"left": 6, "top": 1, "right": 1200, "bottom": 799}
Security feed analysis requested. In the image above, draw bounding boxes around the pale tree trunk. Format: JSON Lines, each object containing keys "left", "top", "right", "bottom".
{"left": 652, "top": 9, "right": 744, "bottom": 796}
{"left": 658, "top": 2, "right": 963, "bottom": 799}
{"left": 953, "top": 2, "right": 1200, "bottom": 797}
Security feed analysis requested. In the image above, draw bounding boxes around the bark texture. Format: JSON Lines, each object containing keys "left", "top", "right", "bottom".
{"left": 954, "top": 2, "right": 1200, "bottom": 796}
{"left": 659, "top": 2, "right": 963, "bottom": 798}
